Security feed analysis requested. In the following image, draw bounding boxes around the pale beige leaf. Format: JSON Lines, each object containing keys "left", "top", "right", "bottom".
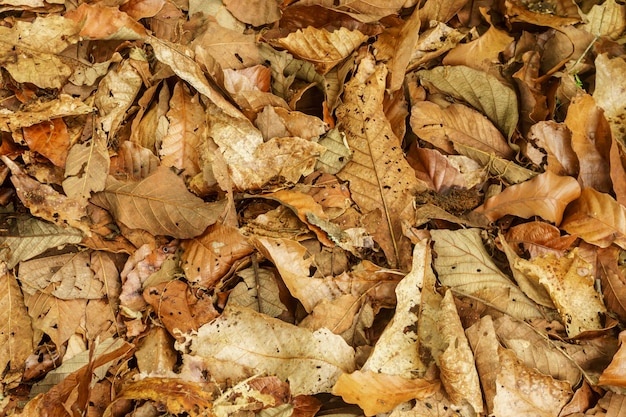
{"left": 417, "top": 65, "right": 519, "bottom": 138}
{"left": 466, "top": 316, "right": 500, "bottom": 415}
{"left": 437, "top": 290, "right": 483, "bottom": 414}
{"left": 420, "top": 0, "right": 468, "bottom": 24}
{"left": 594, "top": 54, "right": 626, "bottom": 145}
{"left": 292, "top": 0, "right": 405, "bottom": 19}
{"left": 91, "top": 166, "right": 227, "bottom": 239}
{"left": 192, "top": 23, "right": 261, "bottom": 70}
{"left": 2, "top": 156, "right": 90, "bottom": 234}
{"left": 431, "top": 228, "right": 542, "bottom": 319}
{"left": 583, "top": 0, "right": 626, "bottom": 39}
{"left": 454, "top": 142, "right": 537, "bottom": 184}
{"left": 0, "top": 15, "right": 80, "bottom": 89}
{"left": 191, "top": 304, "right": 355, "bottom": 395}
{"left": 94, "top": 58, "right": 143, "bottom": 136}
{"left": 493, "top": 347, "right": 572, "bottom": 417}
{"left": 0, "top": 262, "right": 34, "bottom": 380}
{"left": 332, "top": 371, "right": 439, "bottom": 416}
{"left": 62, "top": 135, "right": 110, "bottom": 203}
{"left": 273, "top": 27, "right": 367, "bottom": 75}
{"left": 159, "top": 82, "right": 203, "bottom": 179}
{"left": 299, "top": 294, "right": 361, "bottom": 336}
{"left": 255, "top": 106, "right": 328, "bottom": 141}
{"left": 514, "top": 249, "right": 607, "bottom": 338}
{"left": 0, "top": 216, "right": 83, "bottom": 269}
{"left": 561, "top": 187, "right": 626, "bottom": 249}
{"left": 0, "top": 94, "right": 93, "bottom": 132}
{"left": 473, "top": 171, "right": 581, "bottom": 224}
{"left": 315, "top": 128, "right": 353, "bottom": 175}
{"left": 229, "top": 267, "right": 287, "bottom": 318}
{"left": 362, "top": 241, "right": 430, "bottom": 377}
{"left": 148, "top": 36, "right": 244, "bottom": 119}
{"left": 207, "top": 101, "right": 325, "bottom": 190}
{"left": 18, "top": 251, "right": 104, "bottom": 300}
{"left": 494, "top": 316, "right": 594, "bottom": 387}
{"left": 336, "top": 56, "right": 426, "bottom": 268}
{"left": 23, "top": 290, "right": 85, "bottom": 347}
{"left": 411, "top": 146, "right": 471, "bottom": 193}
{"left": 182, "top": 223, "right": 254, "bottom": 288}
{"left": 135, "top": 327, "right": 177, "bottom": 375}
{"left": 223, "top": 0, "right": 281, "bottom": 26}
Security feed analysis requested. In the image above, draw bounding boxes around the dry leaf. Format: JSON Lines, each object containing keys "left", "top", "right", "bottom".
{"left": 190, "top": 304, "right": 356, "bottom": 395}
{"left": 514, "top": 249, "right": 607, "bottom": 338}
{"left": 229, "top": 267, "right": 287, "bottom": 317}
{"left": 473, "top": 171, "right": 581, "bottom": 224}
{"left": 0, "top": 262, "right": 34, "bottom": 381}
{"left": 22, "top": 119, "right": 70, "bottom": 168}
{"left": 332, "top": 371, "right": 439, "bottom": 416}
{"left": 192, "top": 23, "right": 261, "bottom": 70}
{"left": 599, "top": 330, "right": 626, "bottom": 387}
{"left": 597, "top": 247, "right": 626, "bottom": 322}
{"left": 420, "top": 0, "right": 468, "bottom": 24}
{"left": 336, "top": 55, "right": 426, "bottom": 268}
{"left": 410, "top": 101, "right": 513, "bottom": 159}
{"left": 466, "top": 315, "right": 500, "bottom": 415}
{"left": 443, "top": 24, "right": 514, "bottom": 72}
{"left": 62, "top": 135, "right": 110, "bottom": 203}
{"left": 561, "top": 187, "right": 626, "bottom": 249}
{"left": 583, "top": 0, "right": 626, "bottom": 39}
{"left": 91, "top": 166, "right": 226, "bottom": 239}
{"left": 223, "top": 0, "right": 280, "bottom": 26}
{"left": 23, "top": 290, "right": 85, "bottom": 347}
{"left": 135, "top": 327, "right": 177, "bottom": 375}
{"left": 417, "top": 65, "right": 519, "bottom": 139}
{"left": 454, "top": 142, "right": 537, "bottom": 184}
{"left": 431, "top": 228, "right": 542, "bottom": 319}
{"left": 526, "top": 121, "right": 578, "bottom": 176}
{"left": 65, "top": 3, "right": 147, "bottom": 39}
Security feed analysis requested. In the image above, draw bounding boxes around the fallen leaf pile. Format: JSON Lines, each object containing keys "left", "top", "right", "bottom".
{"left": 0, "top": 0, "right": 625, "bottom": 416}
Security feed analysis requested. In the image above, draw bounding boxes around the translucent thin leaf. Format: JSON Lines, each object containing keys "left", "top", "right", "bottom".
{"left": 473, "top": 171, "right": 581, "bottom": 224}
{"left": 417, "top": 65, "right": 519, "bottom": 139}
{"left": 91, "top": 166, "right": 226, "bottom": 239}
{"left": 431, "top": 228, "right": 542, "bottom": 319}
{"left": 561, "top": 187, "right": 626, "bottom": 249}
{"left": 190, "top": 304, "right": 356, "bottom": 395}
{"left": 0, "top": 216, "right": 83, "bottom": 269}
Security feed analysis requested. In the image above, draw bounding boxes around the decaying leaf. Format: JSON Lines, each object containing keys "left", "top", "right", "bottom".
{"left": 91, "top": 166, "right": 226, "bottom": 239}
{"left": 62, "top": 135, "right": 110, "bottom": 203}
{"left": 190, "top": 304, "right": 356, "bottom": 395}
{"left": 229, "top": 266, "right": 287, "bottom": 317}
{"left": 515, "top": 249, "right": 608, "bottom": 338}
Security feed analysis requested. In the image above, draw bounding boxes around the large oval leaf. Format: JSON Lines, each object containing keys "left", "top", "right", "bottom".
{"left": 91, "top": 166, "right": 226, "bottom": 239}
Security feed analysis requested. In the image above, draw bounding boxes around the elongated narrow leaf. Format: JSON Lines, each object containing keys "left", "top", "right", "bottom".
{"left": 431, "top": 228, "right": 542, "bottom": 319}
{"left": 417, "top": 65, "right": 519, "bottom": 138}
{"left": 561, "top": 187, "right": 626, "bottom": 249}
{"left": 336, "top": 55, "right": 426, "bottom": 268}
{"left": 91, "top": 166, "right": 226, "bottom": 239}
{"left": 473, "top": 171, "right": 581, "bottom": 225}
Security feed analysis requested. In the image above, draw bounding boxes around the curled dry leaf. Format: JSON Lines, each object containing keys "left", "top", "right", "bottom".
{"left": 561, "top": 187, "right": 626, "bottom": 249}
{"left": 273, "top": 26, "right": 367, "bottom": 75}
{"left": 91, "top": 166, "right": 227, "bottom": 239}
{"left": 410, "top": 101, "right": 513, "bottom": 159}
{"left": 65, "top": 3, "right": 147, "bottom": 40}
{"left": 190, "top": 304, "right": 356, "bottom": 395}
{"left": 473, "top": 171, "right": 581, "bottom": 225}
{"left": 599, "top": 330, "right": 626, "bottom": 387}
{"left": 332, "top": 370, "right": 439, "bottom": 416}
{"left": 526, "top": 121, "right": 578, "bottom": 176}
{"left": 417, "top": 65, "right": 519, "bottom": 139}
{"left": 514, "top": 249, "right": 607, "bottom": 338}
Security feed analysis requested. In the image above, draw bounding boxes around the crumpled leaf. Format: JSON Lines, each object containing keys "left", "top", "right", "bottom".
{"left": 561, "top": 187, "right": 626, "bottom": 249}
{"left": 362, "top": 241, "right": 429, "bottom": 377}
{"left": 473, "top": 171, "right": 581, "bottom": 225}
{"left": 410, "top": 101, "right": 513, "bottom": 159}
{"left": 62, "top": 135, "right": 110, "bottom": 203}
{"left": 431, "top": 228, "right": 542, "bottom": 319}
{"left": 332, "top": 370, "right": 439, "bottom": 416}
{"left": 514, "top": 249, "right": 608, "bottom": 338}
{"left": 272, "top": 26, "right": 367, "bottom": 75}
{"left": 65, "top": 3, "right": 147, "bottom": 40}
{"left": 0, "top": 216, "right": 83, "bottom": 270}
{"left": 526, "top": 121, "right": 578, "bottom": 176}
{"left": 91, "top": 165, "right": 226, "bottom": 239}
{"left": 2, "top": 156, "right": 91, "bottom": 234}
{"left": 0, "top": 15, "right": 80, "bottom": 89}
{"left": 0, "top": 262, "right": 34, "bottom": 381}
{"left": 492, "top": 346, "right": 573, "bottom": 417}
{"left": 417, "top": 65, "right": 519, "bottom": 139}
{"left": 599, "top": 330, "right": 626, "bottom": 387}
{"left": 22, "top": 119, "right": 70, "bottom": 168}
{"left": 336, "top": 55, "right": 426, "bottom": 268}
{"left": 190, "top": 304, "right": 356, "bottom": 395}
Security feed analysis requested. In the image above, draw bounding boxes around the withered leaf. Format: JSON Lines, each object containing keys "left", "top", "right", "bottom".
{"left": 91, "top": 166, "right": 226, "bottom": 239}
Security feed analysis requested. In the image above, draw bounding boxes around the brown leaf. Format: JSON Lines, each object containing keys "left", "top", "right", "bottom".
{"left": 135, "top": 326, "right": 177, "bottom": 375}
{"left": 466, "top": 315, "right": 500, "bottom": 415}
{"left": 91, "top": 166, "right": 226, "bottom": 239}
{"left": 561, "top": 187, "right": 626, "bottom": 249}
{"left": 443, "top": 24, "right": 514, "bottom": 72}
{"left": 599, "top": 330, "right": 626, "bottom": 387}
{"left": 598, "top": 247, "right": 626, "bottom": 322}
{"left": 143, "top": 280, "right": 199, "bottom": 340}
{"left": 22, "top": 119, "right": 70, "bottom": 168}
{"left": 65, "top": 3, "right": 147, "bottom": 40}
{"left": 526, "top": 121, "right": 579, "bottom": 176}
{"left": 420, "top": 0, "right": 468, "bottom": 24}
{"left": 223, "top": 0, "right": 281, "bottom": 26}
{"left": 23, "top": 291, "right": 85, "bottom": 347}
{"left": 332, "top": 371, "right": 439, "bottom": 416}
{"left": 473, "top": 171, "right": 581, "bottom": 224}
{"left": 336, "top": 56, "right": 426, "bottom": 268}
{"left": 62, "top": 135, "right": 110, "bottom": 203}
{"left": 410, "top": 101, "right": 513, "bottom": 159}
